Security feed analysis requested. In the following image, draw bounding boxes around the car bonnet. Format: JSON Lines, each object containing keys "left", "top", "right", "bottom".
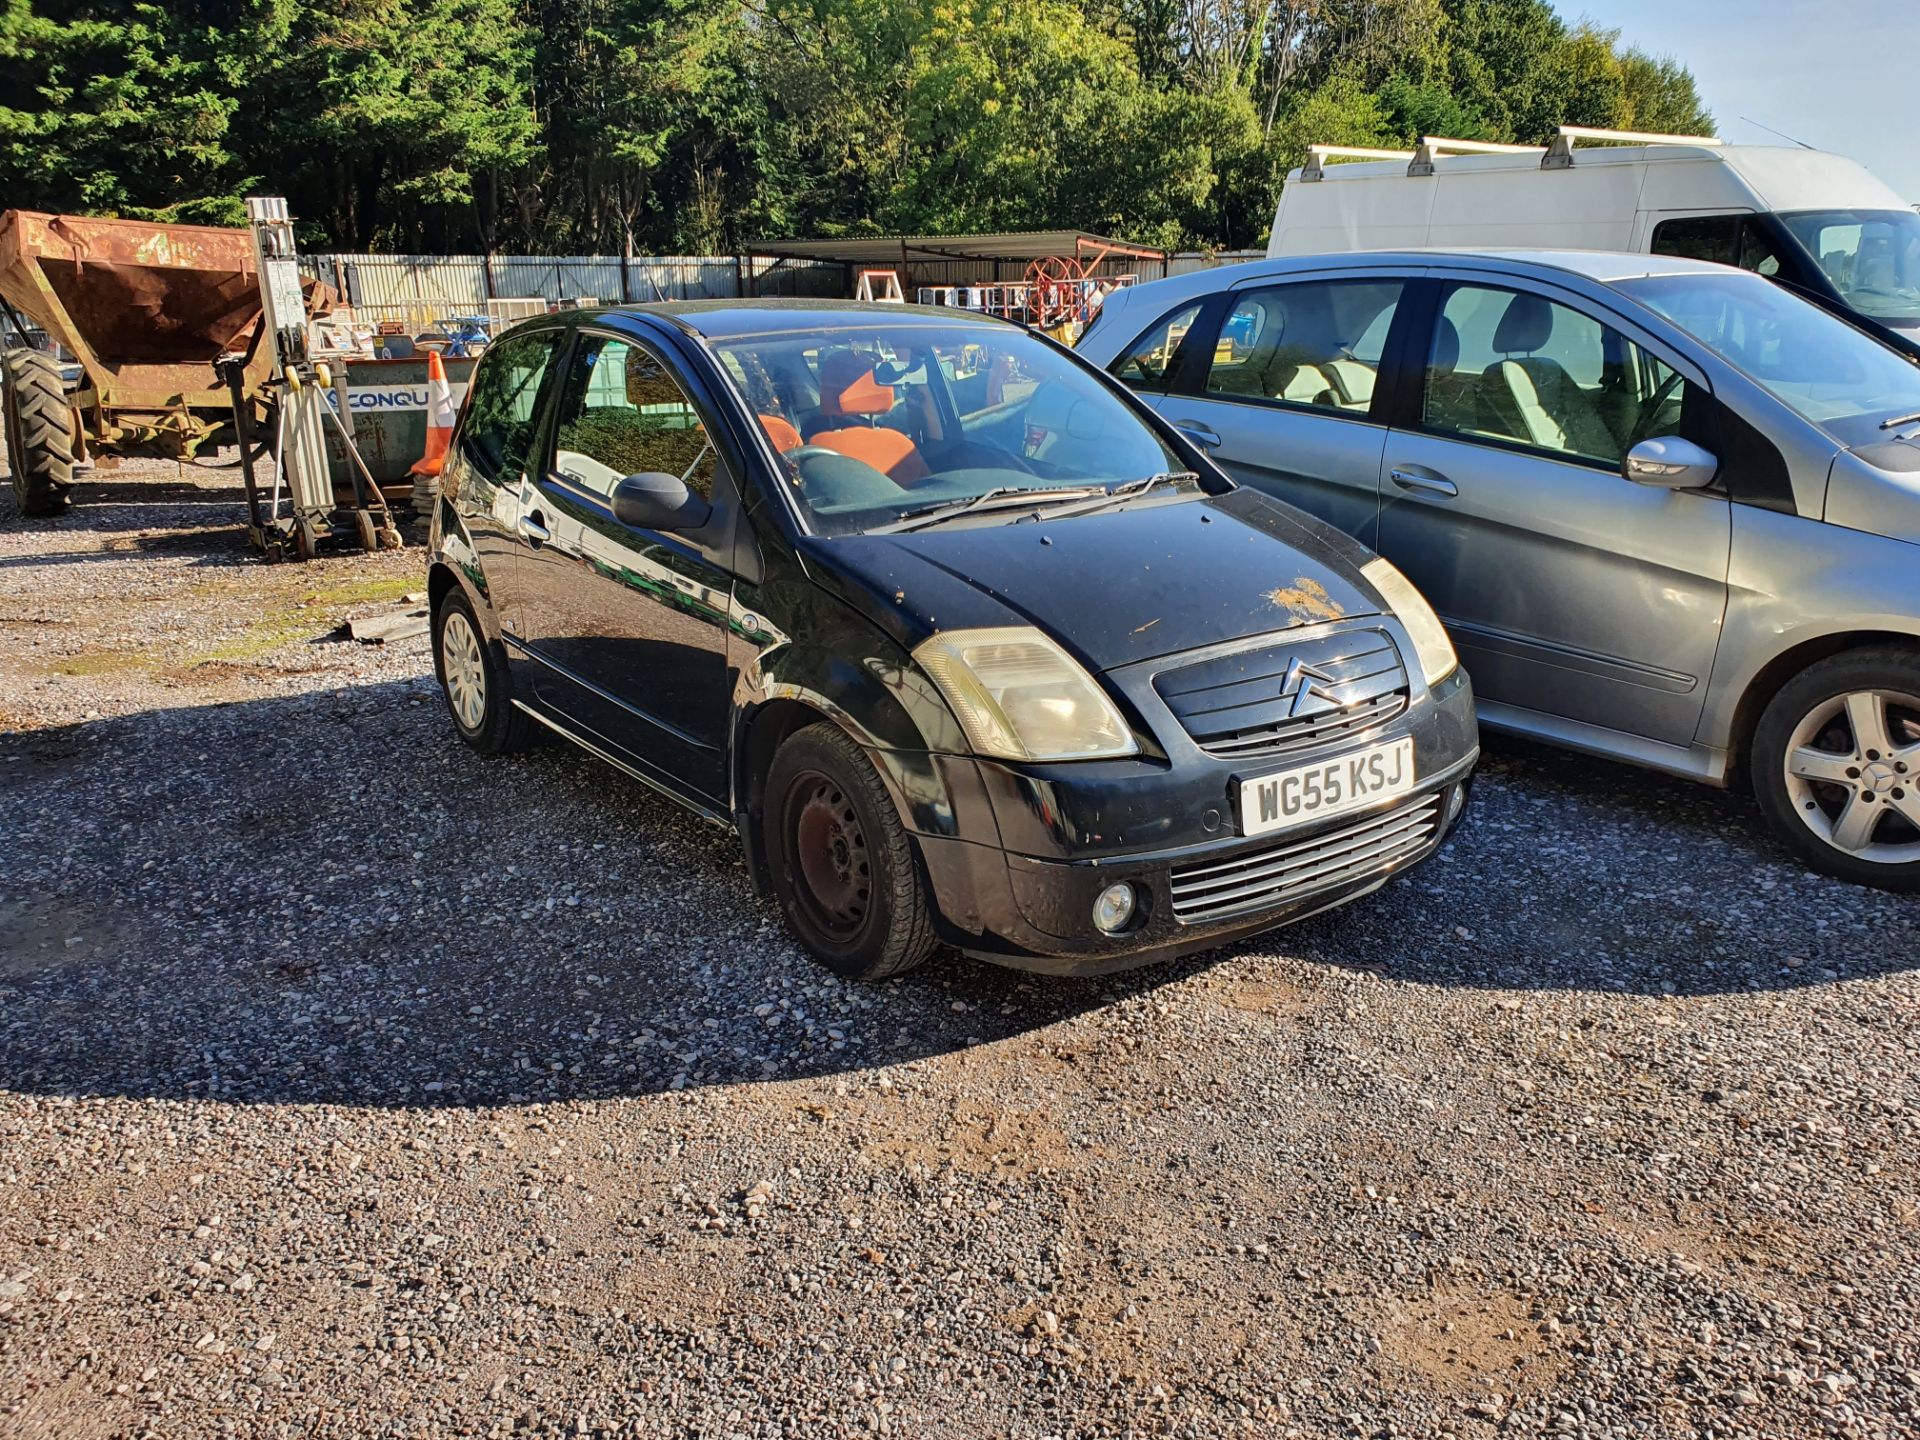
{"left": 801, "top": 487, "right": 1385, "bottom": 674}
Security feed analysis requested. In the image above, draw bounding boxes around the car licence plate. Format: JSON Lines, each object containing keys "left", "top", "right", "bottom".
{"left": 1237, "top": 737, "right": 1415, "bottom": 838}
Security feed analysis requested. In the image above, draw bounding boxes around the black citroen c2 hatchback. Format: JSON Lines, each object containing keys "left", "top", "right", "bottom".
{"left": 427, "top": 300, "right": 1479, "bottom": 980}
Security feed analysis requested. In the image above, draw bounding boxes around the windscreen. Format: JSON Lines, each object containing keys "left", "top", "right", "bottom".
{"left": 1778, "top": 209, "right": 1920, "bottom": 325}
{"left": 1618, "top": 270, "right": 1920, "bottom": 435}
{"left": 711, "top": 323, "right": 1182, "bottom": 535}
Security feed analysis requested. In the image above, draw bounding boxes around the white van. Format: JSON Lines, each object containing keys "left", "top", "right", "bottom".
{"left": 1268, "top": 127, "right": 1920, "bottom": 359}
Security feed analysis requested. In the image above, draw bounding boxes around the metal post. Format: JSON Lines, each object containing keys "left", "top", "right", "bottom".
{"left": 222, "top": 358, "right": 265, "bottom": 534}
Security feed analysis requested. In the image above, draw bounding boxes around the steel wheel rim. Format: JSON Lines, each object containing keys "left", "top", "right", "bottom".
{"left": 1782, "top": 688, "right": 1920, "bottom": 864}
{"left": 441, "top": 610, "right": 487, "bottom": 731}
{"left": 784, "top": 770, "right": 871, "bottom": 938}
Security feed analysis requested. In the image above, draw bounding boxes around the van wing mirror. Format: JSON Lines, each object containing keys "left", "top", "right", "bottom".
{"left": 1623, "top": 437, "right": 1718, "bottom": 490}
{"left": 611, "top": 471, "right": 712, "bottom": 531}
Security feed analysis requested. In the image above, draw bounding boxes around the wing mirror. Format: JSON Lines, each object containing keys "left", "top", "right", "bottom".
{"left": 1623, "top": 437, "right": 1719, "bottom": 490}
{"left": 612, "top": 471, "right": 711, "bottom": 531}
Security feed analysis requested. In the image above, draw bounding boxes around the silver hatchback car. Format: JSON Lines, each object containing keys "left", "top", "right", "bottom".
{"left": 1079, "top": 250, "right": 1920, "bottom": 889}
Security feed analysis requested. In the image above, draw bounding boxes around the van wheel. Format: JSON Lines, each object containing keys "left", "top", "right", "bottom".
{"left": 433, "top": 587, "right": 535, "bottom": 755}
{"left": 1751, "top": 647, "right": 1920, "bottom": 890}
{"left": 764, "top": 723, "right": 938, "bottom": 981}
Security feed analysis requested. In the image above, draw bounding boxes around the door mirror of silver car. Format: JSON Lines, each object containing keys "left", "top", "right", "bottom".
{"left": 612, "top": 471, "right": 711, "bottom": 531}
{"left": 1622, "top": 437, "right": 1719, "bottom": 490}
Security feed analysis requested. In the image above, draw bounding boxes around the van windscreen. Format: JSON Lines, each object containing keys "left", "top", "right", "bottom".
{"left": 1779, "top": 209, "right": 1920, "bottom": 325}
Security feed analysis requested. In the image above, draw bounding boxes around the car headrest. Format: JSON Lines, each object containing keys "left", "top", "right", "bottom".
{"left": 818, "top": 350, "right": 894, "bottom": 417}
{"left": 759, "top": 413, "right": 802, "bottom": 452}
{"left": 1433, "top": 316, "right": 1461, "bottom": 371}
{"left": 1493, "top": 294, "right": 1553, "bottom": 355}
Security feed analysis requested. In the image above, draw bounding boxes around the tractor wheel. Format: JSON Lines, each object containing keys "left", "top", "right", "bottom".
{"left": 2, "top": 349, "right": 76, "bottom": 517}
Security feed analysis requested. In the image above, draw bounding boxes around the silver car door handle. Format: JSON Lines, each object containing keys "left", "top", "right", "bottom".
{"left": 518, "top": 512, "right": 551, "bottom": 544}
{"left": 1389, "top": 467, "right": 1458, "bottom": 498}
{"left": 1173, "top": 421, "right": 1222, "bottom": 449}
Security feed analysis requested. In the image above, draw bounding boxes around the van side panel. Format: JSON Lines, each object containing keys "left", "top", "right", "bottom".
{"left": 1268, "top": 146, "right": 1909, "bottom": 262}
{"left": 1634, "top": 158, "right": 1761, "bottom": 214}
{"left": 1425, "top": 161, "right": 1644, "bottom": 250}
{"left": 1269, "top": 172, "right": 1436, "bottom": 257}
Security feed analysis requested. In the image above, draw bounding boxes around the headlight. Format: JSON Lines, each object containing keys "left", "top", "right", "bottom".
{"left": 913, "top": 626, "right": 1138, "bottom": 761}
{"left": 1361, "top": 557, "right": 1458, "bottom": 686}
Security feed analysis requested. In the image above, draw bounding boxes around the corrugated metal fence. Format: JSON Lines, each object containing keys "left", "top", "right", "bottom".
{"left": 299, "top": 249, "right": 1265, "bottom": 328}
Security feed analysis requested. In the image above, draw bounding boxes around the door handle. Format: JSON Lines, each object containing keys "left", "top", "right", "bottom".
{"left": 518, "top": 512, "right": 551, "bottom": 546}
{"left": 1389, "top": 467, "right": 1458, "bottom": 498}
{"left": 1173, "top": 421, "right": 1222, "bottom": 450}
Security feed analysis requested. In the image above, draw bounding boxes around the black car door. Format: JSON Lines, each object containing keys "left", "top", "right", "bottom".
{"left": 513, "top": 327, "right": 738, "bottom": 806}
{"left": 441, "top": 327, "right": 566, "bottom": 636}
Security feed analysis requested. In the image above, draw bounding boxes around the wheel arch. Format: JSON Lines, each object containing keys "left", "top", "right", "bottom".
{"left": 730, "top": 678, "right": 972, "bottom": 898}
{"left": 1726, "top": 629, "right": 1920, "bottom": 778}
{"left": 426, "top": 557, "right": 508, "bottom": 648}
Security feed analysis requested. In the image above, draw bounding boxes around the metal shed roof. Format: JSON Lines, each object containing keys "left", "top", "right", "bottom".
{"left": 745, "top": 230, "right": 1166, "bottom": 264}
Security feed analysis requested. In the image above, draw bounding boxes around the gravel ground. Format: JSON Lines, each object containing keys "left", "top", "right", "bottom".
{"left": 2, "top": 458, "right": 1918, "bottom": 1440}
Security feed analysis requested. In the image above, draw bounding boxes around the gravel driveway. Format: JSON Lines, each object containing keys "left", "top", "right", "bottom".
{"left": 3, "top": 460, "right": 1917, "bottom": 1439}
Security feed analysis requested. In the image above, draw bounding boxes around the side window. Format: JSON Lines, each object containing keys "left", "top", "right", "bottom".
{"left": 1652, "top": 215, "right": 1742, "bottom": 267}
{"left": 1422, "top": 285, "right": 1693, "bottom": 467}
{"left": 1109, "top": 302, "right": 1202, "bottom": 392}
{"left": 552, "top": 334, "right": 717, "bottom": 501}
{"left": 459, "top": 329, "right": 561, "bottom": 481}
{"left": 1738, "top": 222, "right": 1784, "bottom": 278}
{"left": 1203, "top": 280, "right": 1402, "bottom": 413}
{"left": 1652, "top": 215, "right": 1785, "bottom": 279}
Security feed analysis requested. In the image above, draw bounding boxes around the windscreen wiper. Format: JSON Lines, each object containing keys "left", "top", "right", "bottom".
{"left": 1881, "top": 410, "right": 1920, "bottom": 431}
{"left": 1023, "top": 471, "right": 1201, "bottom": 521}
{"left": 870, "top": 484, "right": 1105, "bottom": 534}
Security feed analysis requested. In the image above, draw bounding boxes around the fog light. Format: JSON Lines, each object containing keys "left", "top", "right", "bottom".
{"left": 1447, "top": 782, "right": 1467, "bottom": 822}
{"left": 1093, "top": 881, "right": 1136, "bottom": 935}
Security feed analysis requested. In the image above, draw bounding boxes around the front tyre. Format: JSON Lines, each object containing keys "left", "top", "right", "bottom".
{"left": 433, "top": 587, "right": 535, "bottom": 755}
{"left": 1752, "top": 647, "right": 1920, "bottom": 890}
{"left": 764, "top": 723, "right": 938, "bottom": 981}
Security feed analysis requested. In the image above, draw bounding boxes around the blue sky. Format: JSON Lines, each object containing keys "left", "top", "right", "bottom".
{"left": 1566, "top": 0, "right": 1917, "bottom": 201}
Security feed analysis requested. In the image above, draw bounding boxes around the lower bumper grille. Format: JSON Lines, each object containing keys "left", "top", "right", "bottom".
{"left": 1168, "top": 793, "right": 1442, "bottom": 924}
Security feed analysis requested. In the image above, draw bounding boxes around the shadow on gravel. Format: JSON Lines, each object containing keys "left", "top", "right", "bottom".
{"left": 3, "top": 681, "right": 1919, "bottom": 1110}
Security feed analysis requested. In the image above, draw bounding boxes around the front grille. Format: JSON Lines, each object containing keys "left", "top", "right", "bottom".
{"left": 1156, "top": 629, "right": 1409, "bottom": 762}
{"left": 1168, "top": 793, "right": 1442, "bottom": 925}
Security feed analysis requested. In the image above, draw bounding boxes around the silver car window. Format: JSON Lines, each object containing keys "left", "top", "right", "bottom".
{"left": 1423, "top": 284, "right": 1691, "bottom": 466}
{"left": 1205, "top": 280, "right": 1403, "bottom": 415}
{"left": 1619, "top": 271, "right": 1920, "bottom": 434}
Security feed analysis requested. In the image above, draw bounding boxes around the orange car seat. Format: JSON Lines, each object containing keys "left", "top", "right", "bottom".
{"left": 810, "top": 351, "right": 929, "bottom": 486}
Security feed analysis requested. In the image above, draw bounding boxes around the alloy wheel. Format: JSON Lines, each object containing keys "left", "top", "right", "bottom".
{"left": 441, "top": 609, "right": 488, "bottom": 731}
{"left": 1781, "top": 688, "right": 1920, "bottom": 863}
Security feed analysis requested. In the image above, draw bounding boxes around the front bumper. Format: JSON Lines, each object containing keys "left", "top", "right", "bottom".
{"left": 900, "top": 653, "right": 1479, "bottom": 974}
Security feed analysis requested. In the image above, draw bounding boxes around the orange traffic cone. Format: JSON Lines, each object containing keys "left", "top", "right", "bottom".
{"left": 411, "top": 348, "right": 456, "bottom": 477}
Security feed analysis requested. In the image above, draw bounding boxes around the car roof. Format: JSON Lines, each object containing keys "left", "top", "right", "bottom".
{"left": 1098, "top": 248, "right": 1744, "bottom": 324}
{"left": 574, "top": 297, "right": 1023, "bottom": 342}
{"left": 1417, "top": 248, "right": 1741, "bottom": 282}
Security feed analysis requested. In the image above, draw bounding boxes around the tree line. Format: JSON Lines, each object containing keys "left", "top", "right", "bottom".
{"left": 0, "top": 0, "right": 1712, "bottom": 255}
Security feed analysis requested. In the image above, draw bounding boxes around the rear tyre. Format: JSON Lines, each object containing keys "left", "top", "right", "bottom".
{"left": 433, "top": 586, "right": 535, "bottom": 756}
{"left": 2, "top": 349, "right": 75, "bottom": 517}
{"left": 1751, "top": 646, "right": 1920, "bottom": 891}
{"left": 764, "top": 722, "right": 939, "bottom": 981}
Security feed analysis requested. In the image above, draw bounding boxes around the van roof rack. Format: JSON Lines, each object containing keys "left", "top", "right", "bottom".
{"left": 1300, "top": 145, "right": 1417, "bottom": 181}
{"left": 1409, "top": 136, "right": 1542, "bottom": 176}
{"left": 1302, "top": 126, "right": 1724, "bottom": 181}
{"left": 1543, "top": 125, "right": 1722, "bottom": 170}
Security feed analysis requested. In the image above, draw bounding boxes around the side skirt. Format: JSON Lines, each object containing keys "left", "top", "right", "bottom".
{"left": 510, "top": 698, "right": 736, "bottom": 830}
{"left": 1476, "top": 698, "right": 1729, "bottom": 786}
